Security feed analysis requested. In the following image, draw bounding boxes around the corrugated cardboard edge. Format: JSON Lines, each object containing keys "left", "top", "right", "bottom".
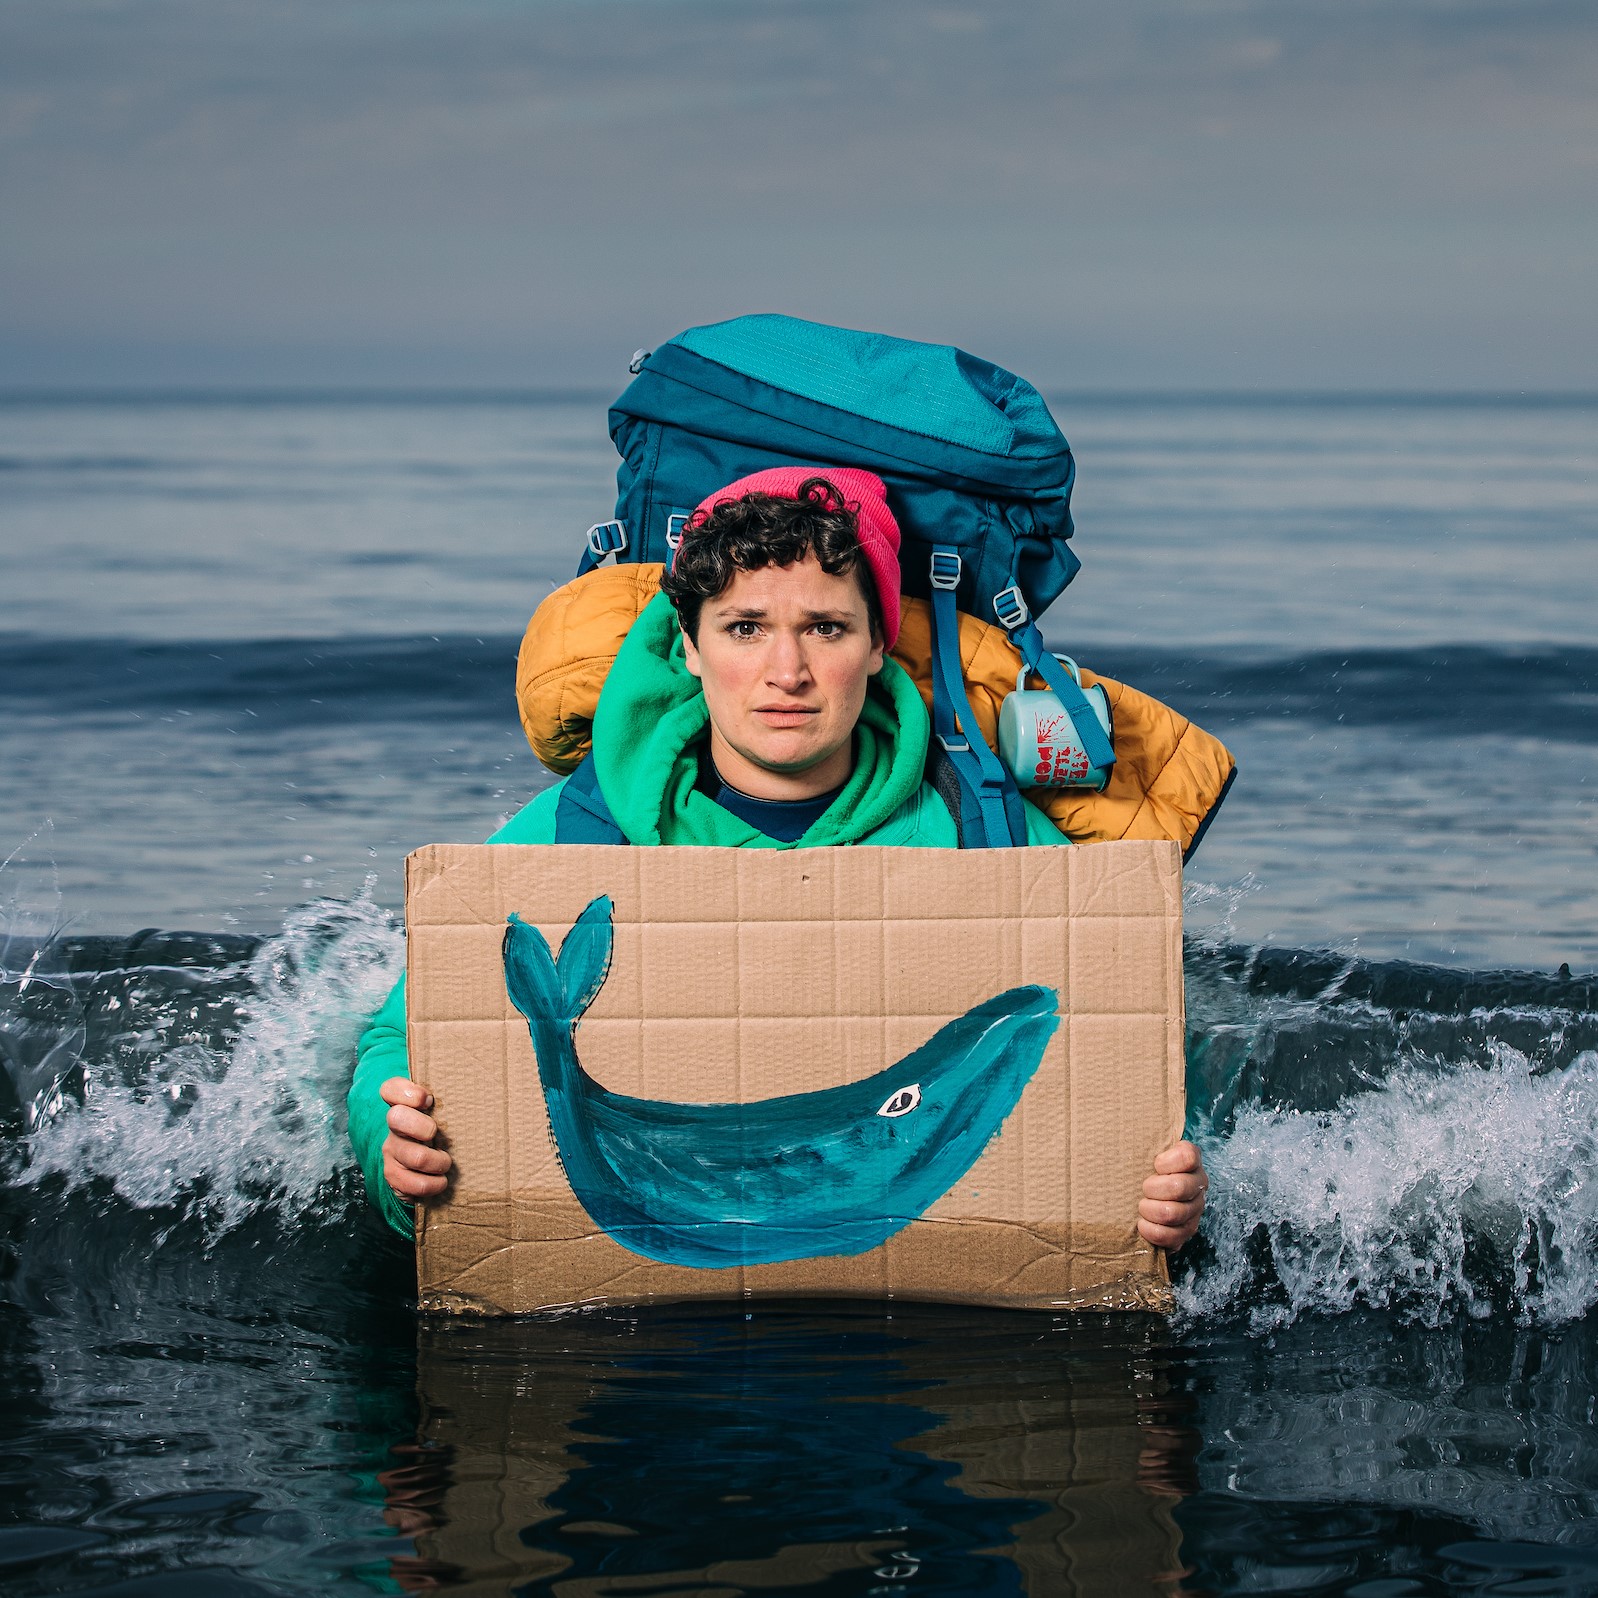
{"left": 415, "top": 1268, "right": 1174, "bottom": 1319}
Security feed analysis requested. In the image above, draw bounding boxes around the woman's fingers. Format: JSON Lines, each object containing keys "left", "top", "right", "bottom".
{"left": 385, "top": 1103, "right": 438, "bottom": 1144}
{"left": 1152, "top": 1139, "right": 1203, "bottom": 1176}
{"left": 384, "top": 1151, "right": 450, "bottom": 1200}
{"left": 1138, "top": 1197, "right": 1201, "bottom": 1249}
{"left": 380, "top": 1077, "right": 433, "bottom": 1111}
{"left": 1139, "top": 1196, "right": 1198, "bottom": 1229}
{"left": 1138, "top": 1216, "right": 1195, "bottom": 1249}
{"left": 384, "top": 1131, "right": 452, "bottom": 1198}
{"left": 387, "top": 1135, "right": 452, "bottom": 1176}
{"left": 1140, "top": 1141, "right": 1208, "bottom": 1251}
{"left": 379, "top": 1076, "right": 452, "bottom": 1199}
{"left": 1142, "top": 1170, "right": 1208, "bottom": 1204}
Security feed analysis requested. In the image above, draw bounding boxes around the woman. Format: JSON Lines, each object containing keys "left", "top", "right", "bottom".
{"left": 351, "top": 468, "right": 1208, "bottom": 1248}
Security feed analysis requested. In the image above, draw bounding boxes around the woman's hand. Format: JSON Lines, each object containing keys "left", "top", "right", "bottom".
{"left": 380, "top": 1077, "right": 453, "bottom": 1201}
{"left": 1138, "top": 1140, "right": 1208, "bottom": 1251}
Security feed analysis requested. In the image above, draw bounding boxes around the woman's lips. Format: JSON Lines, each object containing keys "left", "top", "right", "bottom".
{"left": 754, "top": 705, "right": 818, "bottom": 726}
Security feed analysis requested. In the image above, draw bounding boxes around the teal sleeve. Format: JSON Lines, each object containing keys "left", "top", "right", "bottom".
{"left": 347, "top": 777, "right": 568, "bottom": 1236}
{"left": 349, "top": 974, "right": 417, "bottom": 1238}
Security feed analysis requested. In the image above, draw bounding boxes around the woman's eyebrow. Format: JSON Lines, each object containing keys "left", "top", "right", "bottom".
{"left": 707, "top": 604, "right": 852, "bottom": 621}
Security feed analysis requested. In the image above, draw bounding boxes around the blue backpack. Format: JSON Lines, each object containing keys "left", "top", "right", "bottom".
{"left": 571, "top": 313, "right": 1114, "bottom": 849}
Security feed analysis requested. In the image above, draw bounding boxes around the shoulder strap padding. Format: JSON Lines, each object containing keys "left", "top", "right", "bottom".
{"left": 552, "top": 753, "right": 628, "bottom": 845}
{"left": 922, "top": 743, "right": 971, "bottom": 847}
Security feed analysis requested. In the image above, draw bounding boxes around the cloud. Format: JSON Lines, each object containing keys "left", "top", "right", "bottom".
{"left": 2, "top": 0, "right": 1594, "bottom": 387}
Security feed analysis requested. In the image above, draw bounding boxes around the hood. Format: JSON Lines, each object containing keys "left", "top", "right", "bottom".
{"left": 591, "top": 593, "right": 929, "bottom": 848}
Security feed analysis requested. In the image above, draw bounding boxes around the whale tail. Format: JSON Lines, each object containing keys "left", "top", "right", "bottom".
{"left": 504, "top": 896, "right": 614, "bottom": 1028}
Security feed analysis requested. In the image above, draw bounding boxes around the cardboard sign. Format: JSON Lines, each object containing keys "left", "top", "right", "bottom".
{"left": 407, "top": 842, "right": 1184, "bottom": 1315}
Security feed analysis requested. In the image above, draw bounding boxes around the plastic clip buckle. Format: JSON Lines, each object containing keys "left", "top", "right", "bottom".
{"left": 929, "top": 550, "right": 963, "bottom": 590}
{"left": 936, "top": 733, "right": 972, "bottom": 755}
{"left": 992, "top": 585, "right": 1029, "bottom": 632}
{"left": 665, "top": 513, "right": 690, "bottom": 551}
{"left": 585, "top": 520, "right": 628, "bottom": 561}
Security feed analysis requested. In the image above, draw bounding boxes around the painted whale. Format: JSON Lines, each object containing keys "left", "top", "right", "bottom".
{"left": 502, "top": 896, "right": 1060, "bottom": 1268}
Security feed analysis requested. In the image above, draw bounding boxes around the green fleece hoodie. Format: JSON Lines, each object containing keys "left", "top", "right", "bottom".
{"left": 348, "top": 594, "right": 1063, "bottom": 1235}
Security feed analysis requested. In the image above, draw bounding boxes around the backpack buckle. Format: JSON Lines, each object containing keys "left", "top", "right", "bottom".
{"left": 585, "top": 520, "right": 628, "bottom": 561}
{"left": 929, "top": 550, "right": 962, "bottom": 591}
{"left": 936, "top": 733, "right": 971, "bottom": 755}
{"left": 992, "top": 585, "right": 1029, "bottom": 632}
{"left": 665, "top": 513, "right": 690, "bottom": 551}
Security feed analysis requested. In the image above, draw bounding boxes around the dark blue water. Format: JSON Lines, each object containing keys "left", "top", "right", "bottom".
{"left": 1, "top": 395, "right": 1595, "bottom": 1594}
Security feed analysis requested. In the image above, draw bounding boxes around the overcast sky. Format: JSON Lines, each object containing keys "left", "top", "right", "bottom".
{"left": 3, "top": 0, "right": 1595, "bottom": 391}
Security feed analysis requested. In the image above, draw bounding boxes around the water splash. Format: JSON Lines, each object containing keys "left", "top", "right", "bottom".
{"left": 1183, "top": 871, "right": 1260, "bottom": 951}
{"left": 15, "top": 895, "right": 403, "bottom": 1234}
{"left": 1196, "top": 1049, "right": 1598, "bottom": 1327}
{"left": 1178, "top": 931, "right": 1598, "bottom": 1330}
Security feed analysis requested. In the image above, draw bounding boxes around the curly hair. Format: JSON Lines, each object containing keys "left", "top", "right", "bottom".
{"left": 659, "top": 475, "right": 884, "bottom": 643}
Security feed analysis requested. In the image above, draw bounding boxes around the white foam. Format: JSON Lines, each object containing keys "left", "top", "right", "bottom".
{"left": 22, "top": 896, "right": 404, "bottom": 1233}
{"left": 1182, "top": 1045, "right": 1598, "bottom": 1329}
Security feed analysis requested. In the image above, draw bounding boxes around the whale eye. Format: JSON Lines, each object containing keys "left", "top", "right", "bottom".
{"left": 878, "top": 1083, "right": 921, "bottom": 1119}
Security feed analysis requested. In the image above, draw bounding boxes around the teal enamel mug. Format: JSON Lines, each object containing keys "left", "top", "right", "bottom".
{"left": 996, "top": 657, "right": 1113, "bottom": 791}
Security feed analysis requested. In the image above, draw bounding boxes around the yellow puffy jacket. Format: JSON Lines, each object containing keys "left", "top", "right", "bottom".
{"left": 515, "top": 564, "right": 1236, "bottom": 857}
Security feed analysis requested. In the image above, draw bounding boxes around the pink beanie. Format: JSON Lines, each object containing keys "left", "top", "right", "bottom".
{"left": 681, "top": 466, "right": 902, "bottom": 647}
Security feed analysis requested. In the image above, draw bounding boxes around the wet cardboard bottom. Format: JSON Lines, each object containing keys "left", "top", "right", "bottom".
{"left": 416, "top": 1194, "right": 1172, "bottom": 1316}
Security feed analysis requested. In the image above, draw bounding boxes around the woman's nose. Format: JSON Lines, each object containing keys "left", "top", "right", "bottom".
{"left": 765, "top": 631, "right": 811, "bottom": 689}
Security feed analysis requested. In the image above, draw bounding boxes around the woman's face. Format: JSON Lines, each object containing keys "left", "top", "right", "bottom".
{"left": 681, "top": 553, "right": 884, "bottom": 800}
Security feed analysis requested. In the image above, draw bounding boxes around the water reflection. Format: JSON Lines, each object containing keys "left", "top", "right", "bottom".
{"left": 3, "top": 1203, "right": 1598, "bottom": 1595}
{"left": 394, "top": 1305, "right": 1196, "bottom": 1595}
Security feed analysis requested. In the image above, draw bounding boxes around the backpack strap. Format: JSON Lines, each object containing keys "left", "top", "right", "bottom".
{"left": 927, "top": 547, "right": 1028, "bottom": 848}
{"left": 923, "top": 740, "right": 1011, "bottom": 849}
{"left": 575, "top": 519, "right": 629, "bottom": 577}
{"left": 992, "top": 586, "right": 1117, "bottom": 773}
{"left": 553, "top": 753, "right": 629, "bottom": 844}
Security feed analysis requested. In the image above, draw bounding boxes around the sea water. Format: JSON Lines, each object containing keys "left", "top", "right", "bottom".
{"left": 0, "top": 393, "right": 1594, "bottom": 1594}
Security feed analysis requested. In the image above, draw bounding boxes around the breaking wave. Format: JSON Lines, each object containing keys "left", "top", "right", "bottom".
{"left": 1, "top": 897, "right": 402, "bottom": 1234}
{"left": 2, "top": 891, "right": 1595, "bottom": 1330}
{"left": 1184, "top": 1047, "right": 1598, "bottom": 1329}
{"left": 1179, "top": 932, "right": 1598, "bottom": 1329}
